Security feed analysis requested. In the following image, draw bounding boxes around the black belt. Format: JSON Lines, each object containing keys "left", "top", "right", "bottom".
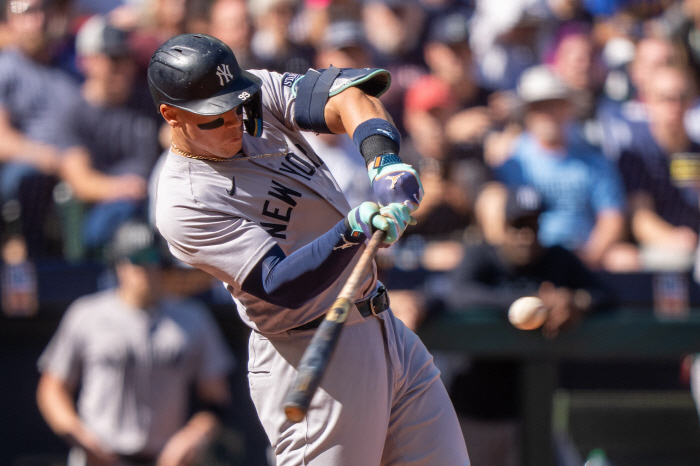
{"left": 291, "top": 286, "right": 389, "bottom": 331}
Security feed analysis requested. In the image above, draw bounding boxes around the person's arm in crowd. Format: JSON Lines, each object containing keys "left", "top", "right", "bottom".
{"left": 156, "top": 376, "right": 230, "bottom": 466}
{"left": 618, "top": 149, "right": 699, "bottom": 251}
{"left": 59, "top": 146, "right": 147, "bottom": 203}
{"left": 580, "top": 155, "right": 628, "bottom": 268}
{"left": 538, "top": 246, "right": 617, "bottom": 338}
{"left": 579, "top": 209, "right": 626, "bottom": 269}
{"left": 629, "top": 192, "right": 698, "bottom": 251}
{"left": 36, "top": 372, "right": 118, "bottom": 466}
{"left": 0, "top": 108, "right": 60, "bottom": 173}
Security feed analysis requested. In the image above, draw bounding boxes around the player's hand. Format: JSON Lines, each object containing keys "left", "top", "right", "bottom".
{"left": 348, "top": 201, "right": 416, "bottom": 246}
{"left": 368, "top": 161, "right": 424, "bottom": 213}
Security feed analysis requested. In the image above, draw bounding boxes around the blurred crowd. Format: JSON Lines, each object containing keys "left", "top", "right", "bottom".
{"left": 3, "top": 0, "right": 700, "bottom": 279}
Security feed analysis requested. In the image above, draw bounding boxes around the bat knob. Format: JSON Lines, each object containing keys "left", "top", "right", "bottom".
{"left": 284, "top": 405, "right": 306, "bottom": 423}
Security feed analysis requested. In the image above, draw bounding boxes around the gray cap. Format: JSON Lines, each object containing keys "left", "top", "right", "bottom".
{"left": 75, "top": 15, "right": 131, "bottom": 57}
{"left": 517, "top": 65, "right": 571, "bottom": 104}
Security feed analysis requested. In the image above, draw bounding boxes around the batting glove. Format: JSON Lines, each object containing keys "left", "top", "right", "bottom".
{"left": 367, "top": 158, "right": 424, "bottom": 213}
{"left": 347, "top": 202, "right": 416, "bottom": 246}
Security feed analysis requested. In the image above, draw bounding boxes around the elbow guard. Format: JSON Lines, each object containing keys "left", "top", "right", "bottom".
{"left": 294, "top": 66, "right": 392, "bottom": 134}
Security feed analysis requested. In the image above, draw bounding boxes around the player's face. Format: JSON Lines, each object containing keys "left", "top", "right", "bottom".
{"left": 170, "top": 105, "right": 245, "bottom": 158}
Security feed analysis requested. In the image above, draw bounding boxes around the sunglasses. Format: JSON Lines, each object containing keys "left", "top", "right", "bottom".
{"left": 197, "top": 105, "right": 243, "bottom": 130}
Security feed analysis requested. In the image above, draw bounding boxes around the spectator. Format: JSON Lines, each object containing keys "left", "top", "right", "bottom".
{"left": 599, "top": 35, "right": 678, "bottom": 159}
{"left": 422, "top": 11, "right": 500, "bottom": 151}
{"left": 315, "top": 19, "right": 372, "bottom": 69}
{"left": 617, "top": 65, "right": 700, "bottom": 257}
{"left": 468, "top": 0, "right": 549, "bottom": 91}
{"left": 56, "top": 15, "right": 160, "bottom": 258}
{"left": 401, "top": 74, "right": 478, "bottom": 243}
{"left": 547, "top": 21, "right": 607, "bottom": 139}
{"left": 360, "top": 0, "right": 428, "bottom": 133}
{"left": 0, "top": 0, "right": 80, "bottom": 255}
{"left": 444, "top": 186, "right": 613, "bottom": 466}
{"left": 208, "top": 0, "right": 259, "bottom": 70}
{"left": 490, "top": 65, "right": 628, "bottom": 270}
{"left": 248, "top": 0, "right": 315, "bottom": 74}
{"left": 36, "top": 221, "right": 234, "bottom": 466}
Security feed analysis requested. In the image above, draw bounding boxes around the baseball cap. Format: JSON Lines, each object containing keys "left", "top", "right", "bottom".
{"left": 404, "top": 75, "right": 454, "bottom": 112}
{"left": 427, "top": 12, "right": 471, "bottom": 45}
{"left": 505, "top": 186, "right": 543, "bottom": 224}
{"left": 108, "top": 221, "right": 172, "bottom": 266}
{"left": 75, "top": 14, "right": 131, "bottom": 57}
{"left": 516, "top": 65, "right": 571, "bottom": 104}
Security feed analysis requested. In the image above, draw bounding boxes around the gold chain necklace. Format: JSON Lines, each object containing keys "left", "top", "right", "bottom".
{"left": 171, "top": 133, "right": 289, "bottom": 162}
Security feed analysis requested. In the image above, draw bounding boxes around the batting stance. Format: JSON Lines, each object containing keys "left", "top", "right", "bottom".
{"left": 150, "top": 34, "right": 469, "bottom": 465}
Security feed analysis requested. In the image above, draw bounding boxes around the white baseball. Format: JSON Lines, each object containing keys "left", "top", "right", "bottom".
{"left": 508, "top": 296, "right": 548, "bottom": 330}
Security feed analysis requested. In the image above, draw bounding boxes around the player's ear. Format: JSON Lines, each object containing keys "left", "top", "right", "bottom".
{"left": 160, "top": 104, "right": 181, "bottom": 128}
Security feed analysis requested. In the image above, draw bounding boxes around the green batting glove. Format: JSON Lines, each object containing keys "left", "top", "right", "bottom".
{"left": 348, "top": 202, "right": 416, "bottom": 246}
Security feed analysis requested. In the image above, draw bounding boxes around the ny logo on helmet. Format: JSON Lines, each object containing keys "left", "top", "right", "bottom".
{"left": 216, "top": 64, "right": 234, "bottom": 86}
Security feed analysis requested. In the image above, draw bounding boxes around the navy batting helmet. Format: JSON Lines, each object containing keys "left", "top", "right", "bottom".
{"left": 148, "top": 33, "right": 264, "bottom": 136}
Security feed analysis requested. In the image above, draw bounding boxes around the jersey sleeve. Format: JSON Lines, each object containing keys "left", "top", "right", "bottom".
{"left": 249, "top": 69, "right": 301, "bottom": 132}
{"left": 36, "top": 303, "right": 85, "bottom": 388}
{"left": 159, "top": 209, "right": 278, "bottom": 289}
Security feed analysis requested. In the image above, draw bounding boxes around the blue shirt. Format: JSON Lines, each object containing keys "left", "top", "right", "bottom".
{"left": 496, "top": 132, "right": 625, "bottom": 250}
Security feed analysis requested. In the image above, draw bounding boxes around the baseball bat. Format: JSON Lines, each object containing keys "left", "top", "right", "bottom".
{"left": 283, "top": 229, "right": 386, "bottom": 423}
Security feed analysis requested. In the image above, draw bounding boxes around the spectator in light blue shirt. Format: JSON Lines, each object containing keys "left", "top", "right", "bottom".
{"left": 492, "top": 65, "right": 627, "bottom": 270}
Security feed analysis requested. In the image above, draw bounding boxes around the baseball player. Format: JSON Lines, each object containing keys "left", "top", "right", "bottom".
{"left": 150, "top": 34, "right": 469, "bottom": 465}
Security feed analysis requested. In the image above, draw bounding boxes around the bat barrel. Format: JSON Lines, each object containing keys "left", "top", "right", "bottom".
{"left": 282, "top": 230, "right": 385, "bottom": 423}
{"left": 283, "top": 299, "right": 350, "bottom": 422}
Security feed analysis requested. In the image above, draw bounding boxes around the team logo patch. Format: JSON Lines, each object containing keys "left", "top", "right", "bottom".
{"left": 216, "top": 64, "right": 234, "bottom": 86}
{"left": 283, "top": 73, "right": 301, "bottom": 87}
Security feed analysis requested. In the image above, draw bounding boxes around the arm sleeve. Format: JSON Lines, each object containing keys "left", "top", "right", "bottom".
{"left": 241, "top": 219, "right": 365, "bottom": 308}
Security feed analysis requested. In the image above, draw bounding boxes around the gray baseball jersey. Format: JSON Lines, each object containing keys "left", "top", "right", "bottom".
{"left": 155, "top": 69, "right": 469, "bottom": 465}
{"left": 38, "top": 290, "right": 234, "bottom": 457}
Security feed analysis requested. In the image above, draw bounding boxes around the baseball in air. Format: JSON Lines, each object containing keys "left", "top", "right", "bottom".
{"left": 508, "top": 296, "right": 548, "bottom": 330}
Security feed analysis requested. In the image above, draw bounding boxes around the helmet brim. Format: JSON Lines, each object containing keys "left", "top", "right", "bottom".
{"left": 161, "top": 70, "right": 263, "bottom": 116}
